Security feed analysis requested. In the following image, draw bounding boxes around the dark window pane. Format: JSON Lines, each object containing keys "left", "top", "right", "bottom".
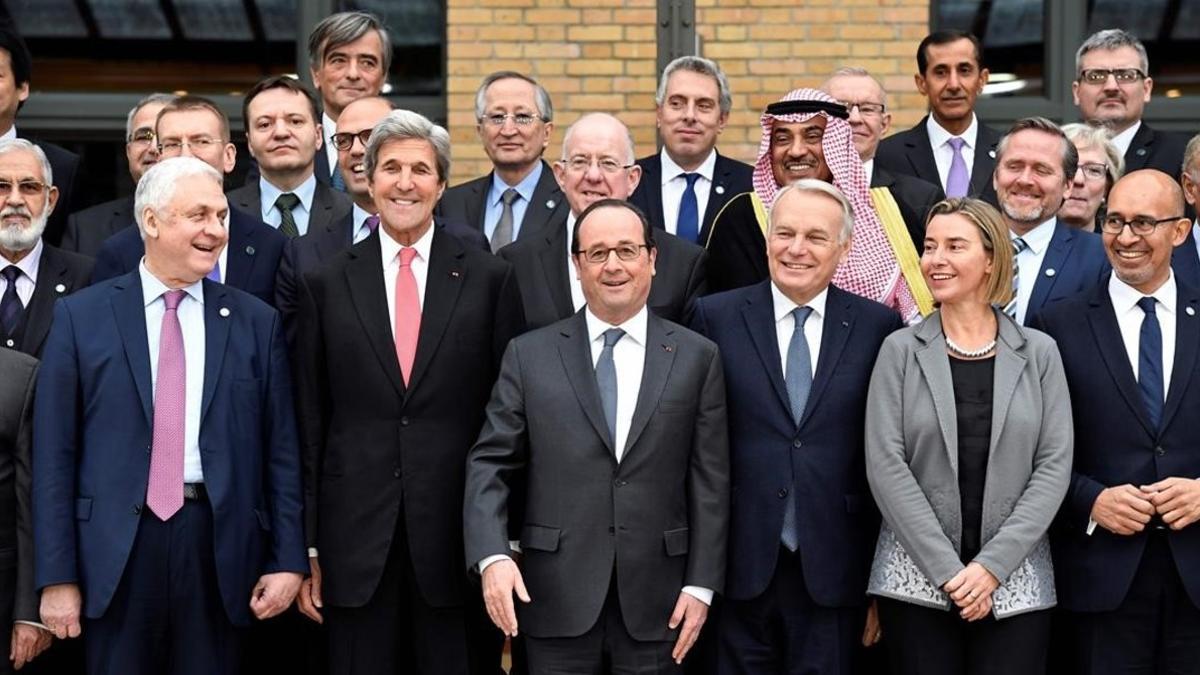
{"left": 936, "top": 0, "right": 1046, "bottom": 98}
{"left": 1088, "top": 0, "right": 1200, "bottom": 97}
{"left": 174, "top": 0, "right": 254, "bottom": 42}
{"left": 6, "top": 0, "right": 88, "bottom": 38}
{"left": 336, "top": 1, "right": 443, "bottom": 96}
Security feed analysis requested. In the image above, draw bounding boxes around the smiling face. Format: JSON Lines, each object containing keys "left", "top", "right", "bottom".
{"left": 246, "top": 87, "right": 321, "bottom": 180}
{"left": 477, "top": 77, "right": 552, "bottom": 174}
{"left": 921, "top": 213, "right": 995, "bottom": 307}
{"left": 310, "top": 30, "right": 386, "bottom": 119}
{"left": 368, "top": 137, "right": 445, "bottom": 245}
{"left": 1103, "top": 171, "right": 1189, "bottom": 294}
{"left": 142, "top": 173, "right": 229, "bottom": 287}
{"left": 0, "top": 148, "right": 57, "bottom": 257}
{"left": 915, "top": 38, "right": 989, "bottom": 130}
{"left": 1058, "top": 142, "right": 1110, "bottom": 229}
{"left": 335, "top": 97, "right": 394, "bottom": 206}
{"left": 824, "top": 74, "right": 891, "bottom": 161}
{"left": 766, "top": 188, "right": 850, "bottom": 305}
{"left": 994, "top": 128, "right": 1071, "bottom": 233}
{"left": 572, "top": 205, "right": 656, "bottom": 325}
{"left": 553, "top": 115, "right": 642, "bottom": 217}
{"left": 1073, "top": 46, "right": 1151, "bottom": 133}
{"left": 769, "top": 118, "right": 832, "bottom": 187}
{"left": 656, "top": 68, "right": 727, "bottom": 171}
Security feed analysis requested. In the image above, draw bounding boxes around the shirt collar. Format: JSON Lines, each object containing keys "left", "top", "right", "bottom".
{"left": 353, "top": 203, "right": 375, "bottom": 232}
{"left": 862, "top": 158, "right": 875, "bottom": 184}
{"left": 138, "top": 258, "right": 205, "bottom": 307}
{"left": 927, "top": 113, "right": 979, "bottom": 150}
{"left": 1011, "top": 217, "right": 1057, "bottom": 255}
{"left": 322, "top": 112, "right": 337, "bottom": 142}
{"left": 0, "top": 126, "right": 16, "bottom": 142}
{"left": 660, "top": 147, "right": 717, "bottom": 186}
{"left": 1109, "top": 268, "right": 1177, "bottom": 316}
{"left": 770, "top": 281, "right": 828, "bottom": 324}
{"left": 380, "top": 218, "right": 435, "bottom": 266}
{"left": 4, "top": 237, "right": 43, "bottom": 283}
{"left": 584, "top": 305, "right": 648, "bottom": 348}
{"left": 490, "top": 161, "right": 543, "bottom": 207}
{"left": 259, "top": 173, "right": 317, "bottom": 218}
{"left": 1110, "top": 120, "right": 1142, "bottom": 157}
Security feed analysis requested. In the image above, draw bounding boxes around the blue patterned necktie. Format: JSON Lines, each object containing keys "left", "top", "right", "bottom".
{"left": 0, "top": 265, "right": 22, "bottom": 336}
{"left": 1137, "top": 296, "right": 1164, "bottom": 429}
{"left": 676, "top": 173, "right": 701, "bottom": 244}
{"left": 781, "top": 306, "right": 813, "bottom": 551}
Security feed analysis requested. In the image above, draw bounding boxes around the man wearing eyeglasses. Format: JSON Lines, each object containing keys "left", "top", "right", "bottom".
{"left": 466, "top": 197, "right": 729, "bottom": 674}
{"left": 436, "top": 72, "right": 565, "bottom": 251}
{"left": 1073, "top": 29, "right": 1188, "bottom": 179}
{"left": 1031, "top": 169, "right": 1200, "bottom": 675}
{"left": 627, "top": 56, "right": 752, "bottom": 246}
{"left": 90, "top": 96, "right": 286, "bottom": 307}
{"left": 823, "top": 67, "right": 945, "bottom": 252}
{"left": 0, "top": 138, "right": 92, "bottom": 358}
{"left": 499, "top": 112, "right": 706, "bottom": 330}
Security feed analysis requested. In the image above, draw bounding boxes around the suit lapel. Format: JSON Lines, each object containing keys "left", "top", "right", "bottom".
{"left": 345, "top": 234, "right": 406, "bottom": 398}
{"left": 540, "top": 222, "right": 575, "bottom": 318}
{"left": 1162, "top": 289, "right": 1200, "bottom": 432}
{"left": 110, "top": 273, "right": 154, "bottom": 425}
{"left": 913, "top": 317, "right": 959, "bottom": 473}
{"left": 558, "top": 313, "right": 614, "bottom": 454}
{"left": 1086, "top": 288, "right": 1156, "bottom": 436}
{"left": 1028, "top": 224, "right": 1071, "bottom": 313}
{"left": 701, "top": 154, "right": 735, "bottom": 239}
{"left": 404, "top": 229, "right": 464, "bottom": 397}
{"left": 307, "top": 183, "right": 340, "bottom": 235}
{"left": 642, "top": 156, "right": 666, "bottom": 232}
{"left": 623, "top": 315, "right": 677, "bottom": 456}
{"left": 524, "top": 161, "right": 565, "bottom": 239}
{"left": 223, "top": 211, "right": 258, "bottom": 290}
{"left": 1173, "top": 227, "right": 1200, "bottom": 288}
{"left": 968, "top": 125, "right": 998, "bottom": 196}
{"left": 1124, "top": 124, "right": 1153, "bottom": 172}
{"left": 199, "top": 280, "right": 231, "bottom": 425}
{"left": 231, "top": 182, "right": 260, "bottom": 217}
{"left": 905, "top": 119, "right": 942, "bottom": 188}
{"left": 19, "top": 248, "right": 72, "bottom": 354}
{"left": 988, "top": 318, "right": 1027, "bottom": 456}
{"left": 801, "top": 288, "right": 853, "bottom": 428}
{"left": 466, "top": 177, "right": 488, "bottom": 231}
{"left": 741, "top": 282, "right": 791, "bottom": 416}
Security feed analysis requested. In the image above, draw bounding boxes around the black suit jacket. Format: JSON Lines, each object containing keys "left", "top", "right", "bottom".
{"left": 225, "top": 178, "right": 353, "bottom": 241}
{"left": 0, "top": 348, "right": 37, "bottom": 626}
{"left": 295, "top": 227, "right": 525, "bottom": 608}
{"left": 498, "top": 211, "right": 708, "bottom": 330}
{"left": 3, "top": 245, "right": 93, "bottom": 357}
{"left": 1123, "top": 122, "right": 1189, "bottom": 178}
{"left": 871, "top": 165, "right": 945, "bottom": 252}
{"left": 875, "top": 115, "right": 1002, "bottom": 207}
{"left": 464, "top": 311, "right": 728, "bottom": 641}
{"left": 61, "top": 195, "right": 135, "bottom": 259}
{"left": 19, "top": 134, "right": 82, "bottom": 247}
{"left": 90, "top": 207, "right": 286, "bottom": 306}
{"left": 629, "top": 151, "right": 754, "bottom": 244}
{"left": 436, "top": 160, "right": 566, "bottom": 245}
{"left": 1174, "top": 226, "right": 1200, "bottom": 289}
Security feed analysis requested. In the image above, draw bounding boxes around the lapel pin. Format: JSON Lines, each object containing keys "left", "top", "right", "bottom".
{"left": 245, "top": 245, "right": 255, "bottom": 256}
{"left": 989, "top": 150, "right": 996, "bottom": 159}
{"left": 54, "top": 283, "right": 66, "bottom": 293}
{"left": 1188, "top": 306, "right": 1196, "bottom": 317}
{"left": 450, "top": 270, "right": 461, "bottom": 278}
{"left": 715, "top": 185, "right": 726, "bottom": 195}
{"left": 1137, "top": 148, "right": 1147, "bottom": 156}
{"left": 219, "top": 307, "right": 231, "bottom": 317}
{"left": 1045, "top": 268, "right": 1056, "bottom": 277}
{"left": 842, "top": 320, "right": 849, "bottom": 327}
{"left": 663, "top": 345, "right": 674, "bottom": 352}
{"left": 546, "top": 199, "right": 556, "bottom": 209}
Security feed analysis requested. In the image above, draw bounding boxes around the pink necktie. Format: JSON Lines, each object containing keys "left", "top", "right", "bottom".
{"left": 394, "top": 247, "right": 421, "bottom": 384}
{"left": 147, "top": 289, "right": 186, "bottom": 520}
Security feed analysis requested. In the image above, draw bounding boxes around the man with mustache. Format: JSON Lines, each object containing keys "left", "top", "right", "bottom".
{"left": 0, "top": 138, "right": 92, "bottom": 357}
{"left": 875, "top": 30, "right": 1001, "bottom": 206}
{"left": 992, "top": 117, "right": 1108, "bottom": 326}
{"left": 1073, "top": 29, "right": 1187, "bottom": 179}
{"left": 705, "top": 89, "right": 930, "bottom": 324}
{"left": 61, "top": 94, "right": 175, "bottom": 258}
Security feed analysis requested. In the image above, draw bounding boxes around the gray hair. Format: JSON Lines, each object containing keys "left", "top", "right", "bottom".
{"left": 1076, "top": 29, "right": 1149, "bottom": 77}
{"left": 0, "top": 138, "right": 52, "bottom": 186}
{"left": 996, "top": 116, "right": 1079, "bottom": 181}
{"left": 769, "top": 179, "right": 855, "bottom": 244}
{"left": 474, "top": 71, "right": 554, "bottom": 123}
{"left": 364, "top": 109, "right": 451, "bottom": 183}
{"left": 655, "top": 56, "right": 732, "bottom": 116}
{"left": 560, "top": 113, "right": 636, "bottom": 165}
{"left": 1183, "top": 133, "right": 1200, "bottom": 178}
{"left": 124, "top": 93, "right": 176, "bottom": 141}
{"left": 1062, "top": 122, "right": 1125, "bottom": 186}
{"left": 824, "top": 66, "right": 889, "bottom": 109}
{"left": 307, "top": 11, "right": 393, "bottom": 75}
{"left": 134, "top": 156, "right": 223, "bottom": 237}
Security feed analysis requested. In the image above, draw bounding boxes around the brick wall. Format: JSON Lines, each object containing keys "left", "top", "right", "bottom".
{"left": 444, "top": 0, "right": 932, "bottom": 185}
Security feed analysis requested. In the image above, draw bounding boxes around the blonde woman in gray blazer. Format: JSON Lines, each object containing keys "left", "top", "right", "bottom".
{"left": 864, "top": 198, "right": 1073, "bottom": 675}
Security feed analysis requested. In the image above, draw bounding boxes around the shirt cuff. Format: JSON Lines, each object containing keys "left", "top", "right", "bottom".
{"left": 681, "top": 586, "right": 713, "bottom": 606}
{"left": 307, "top": 547, "right": 319, "bottom": 558}
{"left": 478, "top": 554, "right": 512, "bottom": 575}
{"left": 14, "top": 620, "right": 49, "bottom": 631}
{"left": 1086, "top": 518, "right": 1097, "bottom": 536}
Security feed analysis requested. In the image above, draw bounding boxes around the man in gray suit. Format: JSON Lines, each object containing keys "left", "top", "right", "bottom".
{"left": 464, "top": 198, "right": 729, "bottom": 673}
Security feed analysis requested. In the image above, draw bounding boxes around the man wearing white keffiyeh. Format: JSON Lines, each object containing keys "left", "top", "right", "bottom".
{"left": 705, "top": 88, "right": 926, "bottom": 323}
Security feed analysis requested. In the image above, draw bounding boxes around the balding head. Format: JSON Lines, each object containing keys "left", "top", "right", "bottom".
{"left": 553, "top": 112, "right": 642, "bottom": 216}
{"left": 1103, "top": 169, "right": 1189, "bottom": 294}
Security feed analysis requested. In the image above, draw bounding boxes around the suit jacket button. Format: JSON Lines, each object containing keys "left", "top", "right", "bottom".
{"left": 608, "top": 526, "right": 615, "bottom": 534}
{"left": 393, "top": 468, "right": 402, "bottom": 478}
{"left": 792, "top": 440, "right": 802, "bottom": 449}
{"left": 1156, "top": 446, "right": 1166, "bottom": 456}
{"left": 778, "top": 488, "right": 788, "bottom": 498}
{"left": 400, "top": 417, "right": 410, "bottom": 426}
{"left": 4, "top": 339, "right": 12, "bottom": 347}
{"left": 132, "top": 505, "right": 141, "bottom": 515}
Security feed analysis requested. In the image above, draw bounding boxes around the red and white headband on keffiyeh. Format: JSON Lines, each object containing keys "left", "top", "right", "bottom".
{"left": 753, "top": 88, "right": 920, "bottom": 323}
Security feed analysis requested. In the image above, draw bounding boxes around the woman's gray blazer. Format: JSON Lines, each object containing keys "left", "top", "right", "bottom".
{"left": 865, "top": 309, "right": 1073, "bottom": 618}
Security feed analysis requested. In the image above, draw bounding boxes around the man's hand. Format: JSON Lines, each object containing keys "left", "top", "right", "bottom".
{"left": 10, "top": 624, "right": 51, "bottom": 670}
{"left": 861, "top": 598, "right": 881, "bottom": 646}
{"left": 1144, "top": 477, "right": 1200, "bottom": 530}
{"left": 1091, "top": 484, "right": 1156, "bottom": 535}
{"left": 298, "top": 556, "right": 324, "bottom": 624}
{"left": 668, "top": 593, "right": 708, "bottom": 664}
{"left": 39, "top": 583, "right": 81, "bottom": 639}
{"left": 943, "top": 562, "right": 999, "bottom": 622}
{"left": 249, "top": 572, "right": 303, "bottom": 620}
{"left": 481, "top": 559, "right": 530, "bottom": 637}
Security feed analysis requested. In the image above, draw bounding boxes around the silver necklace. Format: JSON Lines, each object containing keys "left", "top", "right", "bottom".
{"left": 945, "top": 335, "right": 996, "bottom": 359}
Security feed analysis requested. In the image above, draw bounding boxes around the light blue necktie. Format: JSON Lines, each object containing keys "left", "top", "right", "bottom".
{"left": 330, "top": 160, "right": 346, "bottom": 192}
{"left": 596, "top": 328, "right": 626, "bottom": 448}
{"left": 781, "top": 306, "right": 813, "bottom": 551}
{"left": 206, "top": 260, "right": 220, "bottom": 283}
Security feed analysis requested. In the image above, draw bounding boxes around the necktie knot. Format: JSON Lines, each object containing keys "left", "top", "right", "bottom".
{"left": 682, "top": 172, "right": 700, "bottom": 187}
{"left": 1012, "top": 237, "right": 1029, "bottom": 255}
{"left": 162, "top": 289, "right": 186, "bottom": 312}
{"left": 365, "top": 215, "right": 380, "bottom": 233}
{"left": 792, "top": 306, "right": 813, "bottom": 330}
{"left": 1138, "top": 296, "right": 1158, "bottom": 316}
{"left": 398, "top": 247, "right": 418, "bottom": 267}
{"left": 602, "top": 327, "right": 626, "bottom": 348}
{"left": 1, "top": 265, "right": 19, "bottom": 283}
{"left": 948, "top": 137, "right": 966, "bottom": 152}
{"left": 275, "top": 192, "right": 301, "bottom": 212}
{"left": 501, "top": 187, "right": 520, "bottom": 206}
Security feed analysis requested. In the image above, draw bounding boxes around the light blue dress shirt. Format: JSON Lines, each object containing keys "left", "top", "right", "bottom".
{"left": 259, "top": 174, "right": 317, "bottom": 237}
{"left": 484, "top": 162, "right": 542, "bottom": 241}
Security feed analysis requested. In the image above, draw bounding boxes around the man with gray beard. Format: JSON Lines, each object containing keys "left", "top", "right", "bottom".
{"left": 0, "top": 139, "right": 91, "bottom": 356}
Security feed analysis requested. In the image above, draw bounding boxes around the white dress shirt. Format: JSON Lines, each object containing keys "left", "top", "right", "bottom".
{"left": 0, "top": 126, "right": 14, "bottom": 141}
{"left": 381, "top": 220, "right": 434, "bottom": 338}
{"left": 566, "top": 212, "right": 586, "bottom": 311}
{"left": 1110, "top": 120, "right": 1141, "bottom": 158}
{"left": 352, "top": 203, "right": 376, "bottom": 244}
{"left": 1011, "top": 217, "right": 1057, "bottom": 325}
{"left": 0, "top": 238, "right": 42, "bottom": 308}
{"left": 322, "top": 112, "right": 339, "bottom": 180}
{"left": 772, "top": 282, "right": 826, "bottom": 379}
{"left": 259, "top": 174, "right": 316, "bottom": 237}
{"left": 927, "top": 114, "right": 980, "bottom": 192}
{"left": 659, "top": 148, "right": 716, "bottom": 236}
{"left": 140, "top": 261, "right": 206, "bottom": 484}
{"left": 862, "top": 158, "right": 875, "bottom": 186}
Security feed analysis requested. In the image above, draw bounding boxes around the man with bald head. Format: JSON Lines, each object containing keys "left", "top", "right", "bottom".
{"left": 1032, "top": 169, "right": 1200, "bottom": 674}
{"left": 499, "top": 112, "right": 707, "bottom": 330}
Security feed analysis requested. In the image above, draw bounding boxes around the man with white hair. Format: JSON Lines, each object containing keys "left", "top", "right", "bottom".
{"left": 0, "top": 138, "right": 92, "bottom": 356}
{"left": 33, "top": 156, "right": 307, "bottom": 674}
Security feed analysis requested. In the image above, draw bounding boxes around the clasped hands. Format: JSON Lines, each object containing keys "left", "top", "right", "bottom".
{"left": 1091, "top": 478, "right": 1200, "bottom": 535}
{"left": 942, "top": 562, "right": 999, "bottom": 622}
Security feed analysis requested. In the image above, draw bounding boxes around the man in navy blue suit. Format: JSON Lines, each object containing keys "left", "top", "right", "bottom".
{"left": 1032, "top": 169, "right": 1200, "bottom": 675}
{"left": 32, "top": 157, "right": 307, "bottom": 674}
{"left": 994, "top": 117, "right": 1109, "bottom": 325}
{"left": 689, "top": 180, "right": 902, "bottom": 674}
{"left": 91, "top": 96, "right": 286, "bottom": 307}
